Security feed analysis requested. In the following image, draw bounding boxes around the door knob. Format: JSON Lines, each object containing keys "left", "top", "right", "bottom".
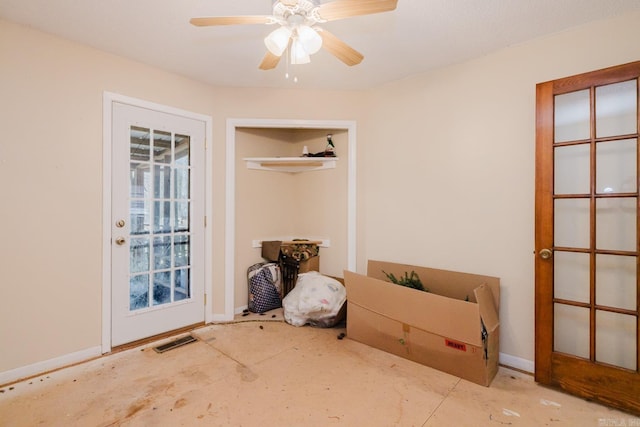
{"left": 539, "top": 248, "right": 553, "bottom": 260}
{"left": 115, "top": 219, "right": 125, "bottom": 228}
{"left": 115, "top": 237, "right": 126, "bottom": 246}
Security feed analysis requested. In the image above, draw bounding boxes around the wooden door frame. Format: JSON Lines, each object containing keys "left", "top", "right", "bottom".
{"left": 534, "top": 61, "right": 640, "bottom": 414}
{"left": 101, "top": 92, "right": 213, "bottom": 353}
{"left": 534, "top": 80, "right": 555, "bottom": 383}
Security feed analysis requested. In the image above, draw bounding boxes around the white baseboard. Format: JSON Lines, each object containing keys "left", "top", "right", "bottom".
{"left": 0, "top": 346, "right": 102, "bottom": 386}
{"left": 499, "top": 352, "right": 534, "bottom": 373}
{"left": 210, "top": 313, "right": 234, "bottom": 322}
{"left": 234, "top": 305, "right": 248, "bottom": 315}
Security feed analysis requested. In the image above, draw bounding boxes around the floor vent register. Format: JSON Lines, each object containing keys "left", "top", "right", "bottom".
{"left": 153, "top": 335, "right": 198, "bottom": 353}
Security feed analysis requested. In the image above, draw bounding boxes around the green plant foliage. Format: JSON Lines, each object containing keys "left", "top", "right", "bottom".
{"left": 383, "top": 270, "right": 428, "bottom": 292}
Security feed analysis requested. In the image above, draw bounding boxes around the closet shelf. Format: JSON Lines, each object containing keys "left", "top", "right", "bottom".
{"left": 244, "top": 157, "right": 338, "bottom": 173}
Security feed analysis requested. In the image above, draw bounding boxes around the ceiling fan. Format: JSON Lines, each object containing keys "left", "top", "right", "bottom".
{"left": 190, "top": 0, "right": 398, "bottom": 70}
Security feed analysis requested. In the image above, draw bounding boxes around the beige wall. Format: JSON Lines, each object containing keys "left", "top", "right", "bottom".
{"left": 360, "top": 12, "right": 640, "bottom": 364}
{"left": 0, "top": 18, "right": 363, "bottom": 374}
{"left": 1, "top": 9, "right": 639, "bottom": 377}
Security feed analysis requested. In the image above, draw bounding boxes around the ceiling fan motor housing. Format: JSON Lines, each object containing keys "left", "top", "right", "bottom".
{"left": 273, "top": 0, "right": 325, "bottom": 26}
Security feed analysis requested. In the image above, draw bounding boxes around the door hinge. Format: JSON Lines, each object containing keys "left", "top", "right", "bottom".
{"left": 204, "top": 216, "right": 207, "bottom": 227}
{"left": 204, "top": 294, "right": 207, "bottom": 306}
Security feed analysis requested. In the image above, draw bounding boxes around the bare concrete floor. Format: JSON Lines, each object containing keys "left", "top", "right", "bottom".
{"left": 0, "top": 310, "right": 635, "bottom": 426}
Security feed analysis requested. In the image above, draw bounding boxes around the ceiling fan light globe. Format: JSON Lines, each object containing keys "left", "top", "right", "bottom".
{"left": 297, "top": 25, "right": 322, "bottom": 54}
{"left": 290, "top": 38, "right": 311, "bottom": 64}
{"left": 264, "top": 26, "right": 292, "bottom": 56}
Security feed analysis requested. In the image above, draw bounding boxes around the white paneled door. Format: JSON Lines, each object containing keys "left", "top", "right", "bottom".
{"left": 111, "top": 102, "right": 205, "bottom": 346}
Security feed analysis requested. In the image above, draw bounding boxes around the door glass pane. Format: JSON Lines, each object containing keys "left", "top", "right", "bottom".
{"left": 175, "top": 168, "right": 190, "bottom": 199}
{"left": 153, "top": 236, "right": 171, "bottom": 270}
{"left": 130, "top": 126, "right": 150, "bottom": 162}
{"left": 174, "top": 235, "right": 190, "bottom": 267}
{"left": 554, "top": 303, "right": 590, "bottom": 358}
{"left": 128, "top": 126, "right": 192, "bottom": 312}
{"left": 596, "top": 254, "right": 637, "bottom": 311}
{"left": 152, "top": 271, "right": 171, "bottom": 306}
{"left": 555, "top": 144, "right": 590, "bottom": 194}
{"left": 175, "top": 134, "right": 190, "bottom": 166}
{"left": 130, "top": 237, "right": 149, "bottom": 274}
{"left": 175, "top": 202, "right": 189, "bottom": 232}
{"left": 130, "top": 200, "right": 150, "bottom": 235}
{"left": 175, "top": 269, "right": 190, "bottom": 302}
{"left": 596, "top": 139, "right": 637, "bottom": 194}
{"left": 130, "top": 274, "right": 149, "bottom": 311}
{"left": 595, "top": 80, "right": 638, "bottom": 138}
{"left": 153, "top": 201, "right": 171, "bottom": 234}
{"left": 596, "top": 197, "right": 636, "bottom": 251}
{"left": 154, "top": 165, "right": 171, "bottom": 199}
{"left": 154, "top": 130, "right": 172, "bottom": 164}
{"left": 596, "top": 311, "right": 637, "bottom": 370}
{"left": 130, "top": 163, "right": 150, "bottom": 199}
{"left": 554, "top": 199, "right": 590, "bottom": 248}
{"left": 554, "top": 251, "right": 590, "bottom": 303}
{"left": 555, "top": 89, "right": 590, "bottom": 143}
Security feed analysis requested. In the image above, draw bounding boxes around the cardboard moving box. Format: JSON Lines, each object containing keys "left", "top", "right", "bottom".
{"left": 344, "top": 260, "right": 500, "bottom": 386}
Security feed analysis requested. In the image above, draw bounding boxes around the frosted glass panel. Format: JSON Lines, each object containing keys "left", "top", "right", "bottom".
{"left": 596, "top": 198, "right": 636, "bottom": 251}
{"left": 555, "top": 144, "right": 590, "bottom": 194}
{"left": 596, "top": 139, "right": 637, "bottom": 194}
{"left": 555, "top": 89, "right": 590, "bottom": 143}
{"left": 596, "top": 254, "right": 637, "bottom": 311}
{"left": 554, "top": 303, "right": 590, "bottom": 358}
{"left": 555, "top": 199, "right": 590, "bottom": 248}
{"left": 596, "top": 80, "right": 638, "bottom": 138}
{"left": 554, "top": 251, "right": 590, "bottom": 303}
{"left": 596, "top": 311, "right": 637, "bottom": 370}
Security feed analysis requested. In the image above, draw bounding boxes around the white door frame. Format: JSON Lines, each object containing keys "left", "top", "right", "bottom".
{"left": 102, "top": 92, "right": 213, "bottom": 353}
{"left": 222, "top": 118, "right": 357, "bottom": 321}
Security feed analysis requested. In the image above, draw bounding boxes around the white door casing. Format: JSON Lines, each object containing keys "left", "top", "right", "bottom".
{"left": 102, "top": 93, "right": 212, "bottom": 351}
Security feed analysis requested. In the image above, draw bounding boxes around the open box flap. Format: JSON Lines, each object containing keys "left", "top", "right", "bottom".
{"left": 473, "top": 283, "right": 500, "bottom": 332}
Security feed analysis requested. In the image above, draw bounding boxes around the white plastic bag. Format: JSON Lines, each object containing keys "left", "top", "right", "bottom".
{"left": 282, "top": 271, "right": 346, "bottom": 327}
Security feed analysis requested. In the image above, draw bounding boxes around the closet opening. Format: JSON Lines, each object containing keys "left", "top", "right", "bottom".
{"left": 224, "top": 119, "right": 357, "bottom": 319}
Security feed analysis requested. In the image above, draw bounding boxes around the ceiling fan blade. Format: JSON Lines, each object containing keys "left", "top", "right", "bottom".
{"left": 259, "top": 51, "right": 282, "bottom": 70}
{"left": 319, "top": 30, "right": 364, "bottom": 66}
{"left": 317, "top": 0, "right": 398, "bottom": 21}
{"left": 190, "top": 16, "right": 272, "bottom": 27}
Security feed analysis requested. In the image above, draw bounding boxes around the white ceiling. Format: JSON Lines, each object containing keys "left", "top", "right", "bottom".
{"left": 2, "top": 0, "right": 639, "bottom": 90}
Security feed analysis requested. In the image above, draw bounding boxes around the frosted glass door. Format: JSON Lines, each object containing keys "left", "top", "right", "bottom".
{"left": 535, "top": 61, "right": 640, "bottom": 414}
{"left": 552, "top": 80, "right": 638, "bottom": 370}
